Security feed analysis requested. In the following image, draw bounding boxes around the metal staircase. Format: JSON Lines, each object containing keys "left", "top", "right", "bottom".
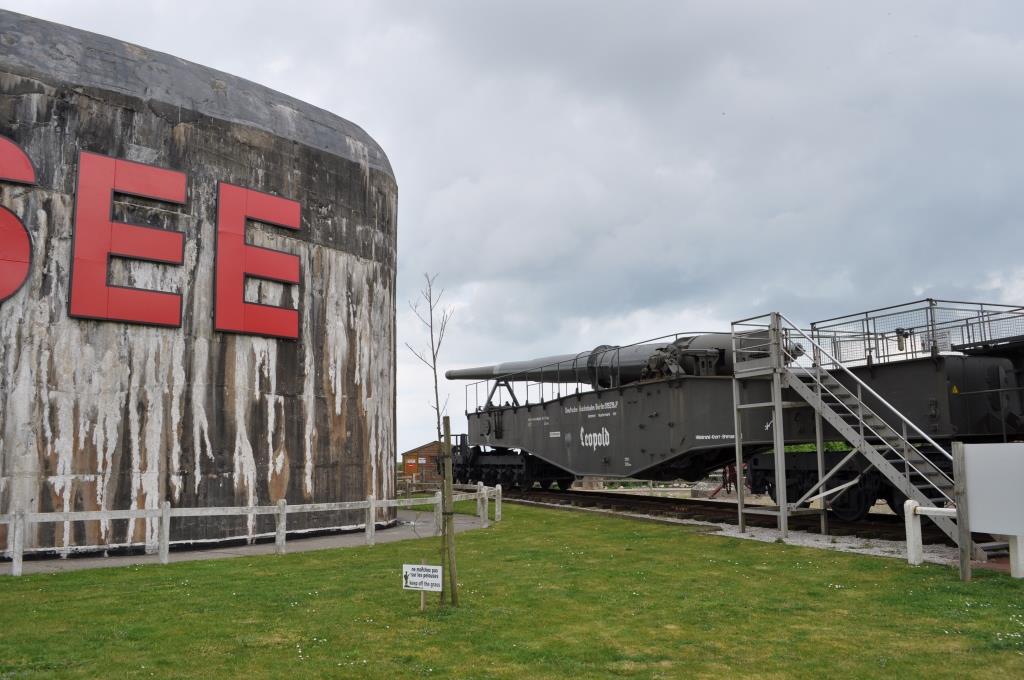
{"left": 732, "top": 312, "right": 963, "bottom": 547}
{"left": 781, "top": 366, "right": 958, "bottom": 544}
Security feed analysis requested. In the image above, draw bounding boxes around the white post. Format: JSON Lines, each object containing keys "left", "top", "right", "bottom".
{"left": 159, "top": 501, "right": 171, "bottom": 565}
{"left": 275, "top": 499, "right": 287, "bottom": 555}
{"left": 495, "top": 484, "right": 502, "bottom": 523}
{"left": 1010, "top": 535, "right": 1022, "bottom": 579}
{"left": 477, "top": 481, "right": 488, "bottom": 528}
{"left": 12, "top": 507, "right": 25, "bottom": 577}
{"left": 904, "top": 499, "right": 923, "bottom": 566}
{"left": 365, "top": 495, "right": 376, "bottom": 546}
{"left": 433, "top": 491, "right": 443, "bottom": 536}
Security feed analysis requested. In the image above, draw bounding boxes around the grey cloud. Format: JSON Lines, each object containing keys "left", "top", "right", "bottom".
{"left": 10, "top": 0, "right": 1024, "bottom": 450}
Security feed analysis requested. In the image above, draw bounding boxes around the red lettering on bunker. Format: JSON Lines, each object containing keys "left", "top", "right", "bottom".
{"left": 68, "top": 152, "right": 187, "bottom": 326}
{"left": 214, "top": 183, "right": 301, "bottom": 339}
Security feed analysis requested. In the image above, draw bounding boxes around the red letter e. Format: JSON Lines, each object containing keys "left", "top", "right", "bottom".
{"left": 214, "top": 183, "right": 301, "bottom": 339}
{"left": 68, "top": 152, "right": 186, "bottom": 326}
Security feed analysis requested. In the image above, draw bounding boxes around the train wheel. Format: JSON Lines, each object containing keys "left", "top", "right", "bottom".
{"left": 885, "top": 489, "right": 907, "bottom": 517}
{"left": 829, "top": 482, "right": 873, "bottom": 522}
{"left": 539, "top": 480, "right": 552, "bottom": 490}
{"left": 557, "top": 478, "right": 573, "bottom": 491}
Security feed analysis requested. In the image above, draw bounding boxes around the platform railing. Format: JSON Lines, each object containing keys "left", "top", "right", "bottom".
{"left": 809, "top": 298, "right": 1024, "bottom": 368}
{"left": 781, "top": 313, "right": 954, "bottom": 460}
{"left": 1, "top": 483, "right": 502, "bottom": 577}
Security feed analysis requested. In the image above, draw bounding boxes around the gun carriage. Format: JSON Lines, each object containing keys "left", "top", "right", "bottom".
{"left": 446, "top": 299, "right": 1024, "bottom": 526}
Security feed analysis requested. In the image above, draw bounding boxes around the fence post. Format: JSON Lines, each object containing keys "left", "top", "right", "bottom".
{"left": 904, "top": 499, "right": 922, "bottom": 566}
{"left": 477, "top": 481, "right": 489, "bottom": 528}
{"left": 12, "top": 507, "right": 24, "bottom": 577}
{"left": 275, "top": 499, "right": 287, "bottom": 555}
{"left": 495, "top": 484, "right": 502, "bottom": 523}
{"left": 159, "top": 501, "right": 171, "bottom": 565}
{"left": 365, "top": 495, "right": 376, "bottom": 546}
{"left": 433, "top": 491, "right": 443, "bottom": 536}
{"left": 952, "top": 441, "right": 972, "bottom": 582}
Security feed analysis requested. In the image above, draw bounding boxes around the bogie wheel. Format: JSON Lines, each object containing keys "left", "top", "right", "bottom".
{"left": 829, "top": 481, "right": 873, "bottom": 522}
{"left": 557, "top": 478, "right": 574, "bottom": 491}
{"left": 885, "top": 489, "right": 907, "bottom": 517}
{"left": 539, "top": 480, "right": 552, "bottom": 490}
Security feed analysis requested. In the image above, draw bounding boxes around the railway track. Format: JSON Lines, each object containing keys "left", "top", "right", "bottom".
{"left": 503, "top": 488, "right": 957, "bottom": 545}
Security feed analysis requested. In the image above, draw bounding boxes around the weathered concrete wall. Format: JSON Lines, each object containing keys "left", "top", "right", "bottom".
{"left": 0, "top": 11, "right": 396, "bottom": 552}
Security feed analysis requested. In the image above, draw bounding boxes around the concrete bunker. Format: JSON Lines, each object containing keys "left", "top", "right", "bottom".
{"left": 0, "top": 10, "right": 396, "bottom": 553}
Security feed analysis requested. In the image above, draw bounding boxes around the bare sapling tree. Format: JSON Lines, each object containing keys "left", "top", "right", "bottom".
{"left": 405, "top": 272, "right": 454, "bottom": 442}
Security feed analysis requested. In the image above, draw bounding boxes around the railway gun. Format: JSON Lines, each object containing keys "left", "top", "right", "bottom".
{"left": 445, "top": 299, "right": 1024, "bottom": 531}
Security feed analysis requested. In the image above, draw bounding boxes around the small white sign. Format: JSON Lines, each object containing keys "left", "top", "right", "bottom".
{"left": 402, "top": 564, "right": 443, "bottom": 592}
{"left": 963, "top": 443, "right": 1024, "bottom": 535}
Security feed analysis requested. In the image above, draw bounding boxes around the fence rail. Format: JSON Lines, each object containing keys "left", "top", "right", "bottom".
{"left": 2, "top": 482, "right": 502, "bottom": 577}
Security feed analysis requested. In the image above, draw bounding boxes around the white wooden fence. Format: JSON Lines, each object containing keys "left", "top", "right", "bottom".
{"left": 2, "top": 482, "right": 502, "bottom": 577}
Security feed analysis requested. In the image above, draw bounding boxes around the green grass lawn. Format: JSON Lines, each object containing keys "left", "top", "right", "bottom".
{"left": 1, "top": 503, "right": 1022, "bottom": 679}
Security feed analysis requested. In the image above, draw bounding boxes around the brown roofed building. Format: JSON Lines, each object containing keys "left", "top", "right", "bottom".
{"left": 400, "top": 441, "right": 442, "bottom": 483}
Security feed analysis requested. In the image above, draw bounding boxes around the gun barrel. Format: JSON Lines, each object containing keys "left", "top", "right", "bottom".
{"left": 445, "top": 352, "right": 588, "bottom": 382}
{"left": 445, "top": 334, "right": 737, "bottom": 386}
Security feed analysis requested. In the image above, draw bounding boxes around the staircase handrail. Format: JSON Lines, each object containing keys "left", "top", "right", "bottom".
{"left": 777, "top": 313, "right": 953, "bottom": 461}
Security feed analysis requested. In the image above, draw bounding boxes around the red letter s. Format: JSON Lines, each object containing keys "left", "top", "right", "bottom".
{"left": 0, "top": 135, "right": 36, "bottom": 303}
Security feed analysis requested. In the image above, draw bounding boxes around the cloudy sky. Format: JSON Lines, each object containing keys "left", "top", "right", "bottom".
{"left": 11, "top": 1, "right": 1024, "bottom": 452}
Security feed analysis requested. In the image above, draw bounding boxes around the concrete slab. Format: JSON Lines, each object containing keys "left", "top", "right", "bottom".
{"left": 1, "top": 511, "right": 485, "bottom": 576}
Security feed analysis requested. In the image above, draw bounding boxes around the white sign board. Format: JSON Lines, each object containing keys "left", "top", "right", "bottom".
{"left": 963, "top": 443, "right": 1024, "bottom": 535}
{"left": 402, "top": 564, "right": 443, "bottom": 592}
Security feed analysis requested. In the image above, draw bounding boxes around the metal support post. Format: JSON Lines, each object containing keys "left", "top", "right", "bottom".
{"left": 365, "top": 495, "right": 376, "bottom": 546}
{"left": 495, "top": 484, "right": 502, "bottom": 522}
{"left": 927, "top": 298, "right": 939, "bottom": 355}
{"left": 771, "top": 370, "right": 789, "bottom": 538}
{"left": 275, "top": 499, "right": 287, "bottom": 555}
{"left": 12, "top": 507, "right": 24, "bottom": 577}
{"left": 951, "top": 442, "right": 971, "bottom": 582}
{"left": 1009, "top": 535, "right": 1022, "bottom": 579}
{"left": 731, "top": 377, "right": 746, "bottom": 532}
{"left": 767, "top": 313, "right": 789, "bottom": 537}
{"left": 904, "top": 500, "right": 923, "bottom": 565}
{"left": 814, "top": 366, "right": 828, "bottom": 536}
{"left": 159, "top": 501, "right": 171, "bottom": 565}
